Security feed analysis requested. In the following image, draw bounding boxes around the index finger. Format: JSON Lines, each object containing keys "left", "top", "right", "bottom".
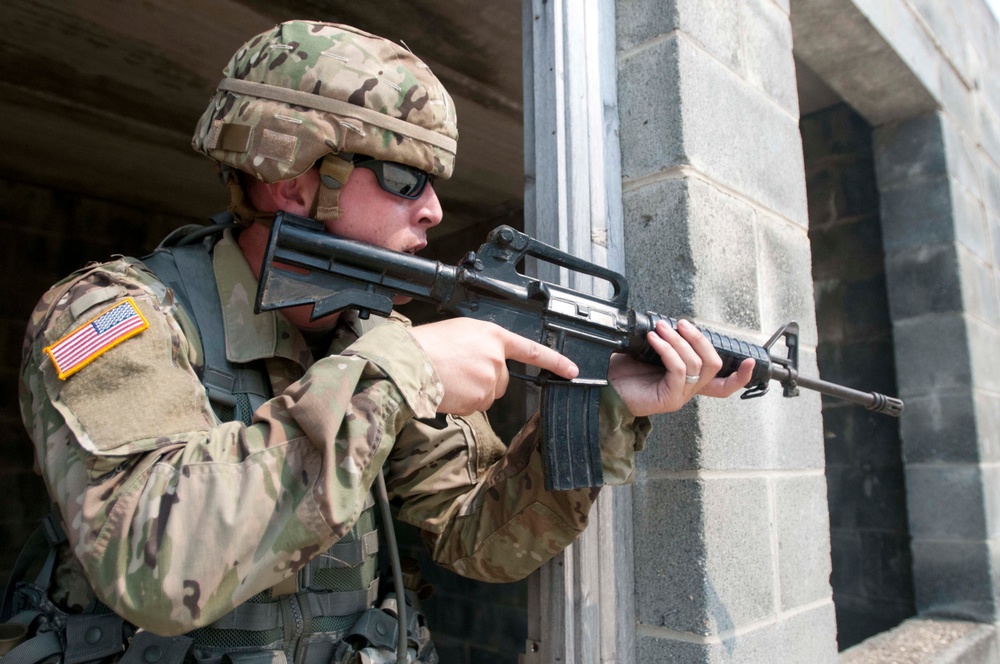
{"left": 503, "top": 332, "right": 579, "bottom": 380}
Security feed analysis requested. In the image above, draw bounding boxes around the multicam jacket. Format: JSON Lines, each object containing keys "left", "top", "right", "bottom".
{"left": 18, "top": 229, "right": 650, "bottom": 637}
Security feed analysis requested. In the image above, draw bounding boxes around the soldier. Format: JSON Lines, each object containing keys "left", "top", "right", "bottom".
{"left": 10, "top": 20, "right": 753, "bottom": 664}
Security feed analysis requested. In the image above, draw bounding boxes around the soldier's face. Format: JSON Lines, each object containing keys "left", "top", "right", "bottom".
{"left": 324, "top": 164, "right": 443, "bottom": 256}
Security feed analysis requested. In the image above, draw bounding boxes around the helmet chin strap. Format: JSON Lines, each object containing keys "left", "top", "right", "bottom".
{"left": 313, "top": 154, "right": 355, "bottom": 223}
{"left": 223, "top": 154, "right": 354, "bottom": 227}
{"left": 222, "top": 167, "right": 278, "bottom": 227}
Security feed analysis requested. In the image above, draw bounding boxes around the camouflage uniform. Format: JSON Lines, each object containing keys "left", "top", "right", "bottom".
{"left": 18, "top": 229, "right": 650, "bottom": 641}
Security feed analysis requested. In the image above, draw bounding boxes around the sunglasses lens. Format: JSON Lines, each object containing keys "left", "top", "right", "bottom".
{"left": 354, "top": 158, "right": 432, "bottom": 200}
{"left": 380, "top": 162, "right": 426, "bottom": 198}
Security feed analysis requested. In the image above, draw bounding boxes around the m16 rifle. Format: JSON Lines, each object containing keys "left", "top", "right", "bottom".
{"left": 255, "top": 212, "right": 903, "bottom": 491}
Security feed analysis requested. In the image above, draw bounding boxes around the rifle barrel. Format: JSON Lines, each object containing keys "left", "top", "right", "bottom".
{"left": 768, "top": 364, "right": 903, "bottom": 416}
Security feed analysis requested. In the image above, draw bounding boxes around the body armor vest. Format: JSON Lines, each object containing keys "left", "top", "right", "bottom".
{"left": 1, "top": 220, "right": 435, "bottom": 664}
{"left": 142, "top": 224, "right": 386, "bottom": 664}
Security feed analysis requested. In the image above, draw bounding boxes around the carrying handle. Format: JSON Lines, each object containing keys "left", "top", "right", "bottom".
{"left": 480, "top": 226, "right": 631, "bottom": 307}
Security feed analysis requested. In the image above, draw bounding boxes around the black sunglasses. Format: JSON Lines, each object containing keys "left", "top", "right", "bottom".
{"left": 353, "top": 157, "right": 435, "bottom": 200}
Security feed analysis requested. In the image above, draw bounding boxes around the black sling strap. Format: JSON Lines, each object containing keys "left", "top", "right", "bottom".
{"left": 141, "top": 214, "right": 271, "bottom": 425}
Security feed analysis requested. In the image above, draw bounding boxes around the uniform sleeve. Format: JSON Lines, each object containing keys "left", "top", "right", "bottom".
{"left": 20, "top": 262, "right": 440, "bottom": 636}
{"left": 388, "top": 387, "right": 650, "bottom": 583}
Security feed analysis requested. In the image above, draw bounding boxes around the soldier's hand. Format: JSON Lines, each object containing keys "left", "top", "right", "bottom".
{"left": 409, "top": 319, "right": 578, "bottom": 415}
{"left": 608, "top": 318, "right": 754, "bottom": 417}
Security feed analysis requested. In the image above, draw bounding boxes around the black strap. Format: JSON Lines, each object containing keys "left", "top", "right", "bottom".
{"left": 1, "top": 512, "right": 66, "bottom": 622}
{"left": 142, "top": 218, "right": 271, "bottom": 426}
{"left": 119, "top": 630, "right": 192, "bottom": 664}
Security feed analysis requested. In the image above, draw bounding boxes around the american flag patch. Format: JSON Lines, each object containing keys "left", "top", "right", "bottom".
{"left": 44, "top": 297, "right": 149, "bottom": 380}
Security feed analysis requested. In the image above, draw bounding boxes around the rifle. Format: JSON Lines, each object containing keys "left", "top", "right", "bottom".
{"left": 255, "top": 212, "right": 903, "bottom": 490}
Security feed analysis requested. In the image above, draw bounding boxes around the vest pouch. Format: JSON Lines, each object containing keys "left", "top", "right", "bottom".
{"left": 64, "top": 612, "right": 125, "bottom": 664}
{"left": 335, "top": 591, "right": 437, "bottom": 664}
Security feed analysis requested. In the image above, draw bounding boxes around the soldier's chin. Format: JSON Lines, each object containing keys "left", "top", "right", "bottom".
{"left": 393, "top": 295, "right": 412, "bottom": 305}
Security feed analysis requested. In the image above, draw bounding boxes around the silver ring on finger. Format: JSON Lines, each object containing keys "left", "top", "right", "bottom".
{"left": 684, "top": 374, "right": 699, "bottom": 384}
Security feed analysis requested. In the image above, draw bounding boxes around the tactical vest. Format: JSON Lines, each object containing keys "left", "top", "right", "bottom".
{"left": 1, "top": 219, "right": 435, "bottom": 664}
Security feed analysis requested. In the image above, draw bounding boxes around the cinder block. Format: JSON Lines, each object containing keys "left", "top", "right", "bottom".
{"left": 775, "top": 474, "right": 833, "bottom": 610}
{"left": 978, "top": 100, "right": 1000, "bottom": 170}
{"left": 842, "top": 275, "right": 893, "bottom": 338}
{"left": 859, "top": 531, "right": 914, "bottom": 602}
{"left": 622, "top": 175, "right": 761, "bottom": 331}
{"left": 615, "top": 0, "right": 741, "bottom": 69}
{"left": 757, "top": 219, "right": 818, "bottom": 344}
{"left": 903, "top": 1, "right": 968, "bottom": 75}
{"left": 958, "top": 246, "right": 1000, "bottom": 326}
{"left": 849, "top": 407, "right": 904, "bottom": 469}
{"left": 981, "top": 45, "right": 1000, "bottom": 123}
{"left": 738, "top": 0, "right": 799, "bottom": 116}
{"left": 974, "top": 391, "right": 1000, "bottom": 463}
{"left": 884, "top": 244, "right": 962, "bottom": 320}
{"left": 983, "top": 160, "right": 1000, "bottom": 216}
{"left": 637, "top": 364, "right": 823, "bottom": 476}
{"left": 817, "top": 338, "right": 901, "bottom": 399}
{"left": 938, "top": 61, "right": 976, "bottom": 141}
{"left": 829, "top": 530, "right": 864, "bottom": 597}
{"left": 899, "top": 391, "right": 983, "bottom": 464}
{"left": 879, "top": 176, "right": 956, "bottom": 253}
{"left": 617, "top": 34, "right": 685, "bottom": 180}
{"left": 618, "top": 34, "right": 808, "bottom": 224}
{"left": 799, "top": 105, "right": 874, "bottom": 164}
{"left": 968, "top": 317, "right": 1000, "bottom": 393}
{"left": 632, "top": 477, "right": 774, "bottom": 634}
{"left": 991, "top": 210, "right": 1000, "bottom": 284}
{"left": 635, "top": 601, "right": 837, "bottom": 663}
{"left": 906, "top": 463, "right": 988, "bottom": 540}
{"left": 873, "top": 114, "right": 946, "bottom": 188}
{"left": 825, "top": 465, "right": 857, "bottom": 530}
{"left": 857, "top": 468, "right": 909, "bottom": 532}
{"left": 700, "top": 348, "right": 825, "bottom": 473}
{"left": 810, "top": 215, "right": 884, "bottom": 287}
{"left": 910, "top": 538, "right": 998, "bottom": 621}
{"left": 941, "top": 116, "right": 981, "bottom": 201}
{"left": 952, "top": 184, "right": 990, "bottom": 263}
{"left": 890, "top": 315, "right": 971, "bottom": 398}
{"left": 985, "top": 465, "right": 1000, "bottom": 542}
{"left": 823, "top": 406, "right": 857, "bottom": 466}
{"left": 636, "top": 402, "right": 704, "bottom": 474}
{"left": 813, "top": 280, "right": 847, "bottom": 343}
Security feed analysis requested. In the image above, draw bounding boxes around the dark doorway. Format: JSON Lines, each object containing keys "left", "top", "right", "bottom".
{"left": 800, "top": 101, "right": 915, "bottom": 650}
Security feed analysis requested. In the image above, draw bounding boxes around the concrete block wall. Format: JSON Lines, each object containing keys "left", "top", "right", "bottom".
{"left": 850, "top": 0, "right": 1000, "bottom": 634}
{"left": 790, "top": 0, "right": 999, "bottom": 657}
{"left": 801, "top": 103, "right": 913, "bottom": 650}
{"left": 874, "top": 108, "right": 1000, "bottom": 623}
{"left": 615, "top": 0, "right": 836, "bottom": 660}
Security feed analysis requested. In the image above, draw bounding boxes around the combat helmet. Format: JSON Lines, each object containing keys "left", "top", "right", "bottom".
{"left": 192, "top": 20, "right": 458, "bottom": 223}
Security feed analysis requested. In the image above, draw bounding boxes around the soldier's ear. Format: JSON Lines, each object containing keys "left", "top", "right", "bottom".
{"left": 247, "top": 171, "right": 320, "bottom": 216}
{"left": 271, "top": 171, "right": 320, "bottom": 216}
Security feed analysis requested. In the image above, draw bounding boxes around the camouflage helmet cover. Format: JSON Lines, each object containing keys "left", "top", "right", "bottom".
{"left": 192, "top": 21, "right": 458, "bottom": 184}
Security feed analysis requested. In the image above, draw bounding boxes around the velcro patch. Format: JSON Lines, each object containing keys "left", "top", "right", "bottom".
{"left": 45, "top": 297, "right": 149, "bottom": 380}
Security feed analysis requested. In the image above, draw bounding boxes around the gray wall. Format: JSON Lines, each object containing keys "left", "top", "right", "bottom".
{"left": 798, "top": 0, "right": 1000, "bottom": 656}
{"left": 793, "top": 0, "right": 1000, "bottom": 635}
{"left": 615, "top": 0, "right": 837, "bottom": 660}
{"left": 615, "top": 0, "right": 999, "bottom": 659}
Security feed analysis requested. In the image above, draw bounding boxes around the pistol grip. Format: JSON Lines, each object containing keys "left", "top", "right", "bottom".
{"left": 540, "top": 382, "right": 604, "bottom": 490}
